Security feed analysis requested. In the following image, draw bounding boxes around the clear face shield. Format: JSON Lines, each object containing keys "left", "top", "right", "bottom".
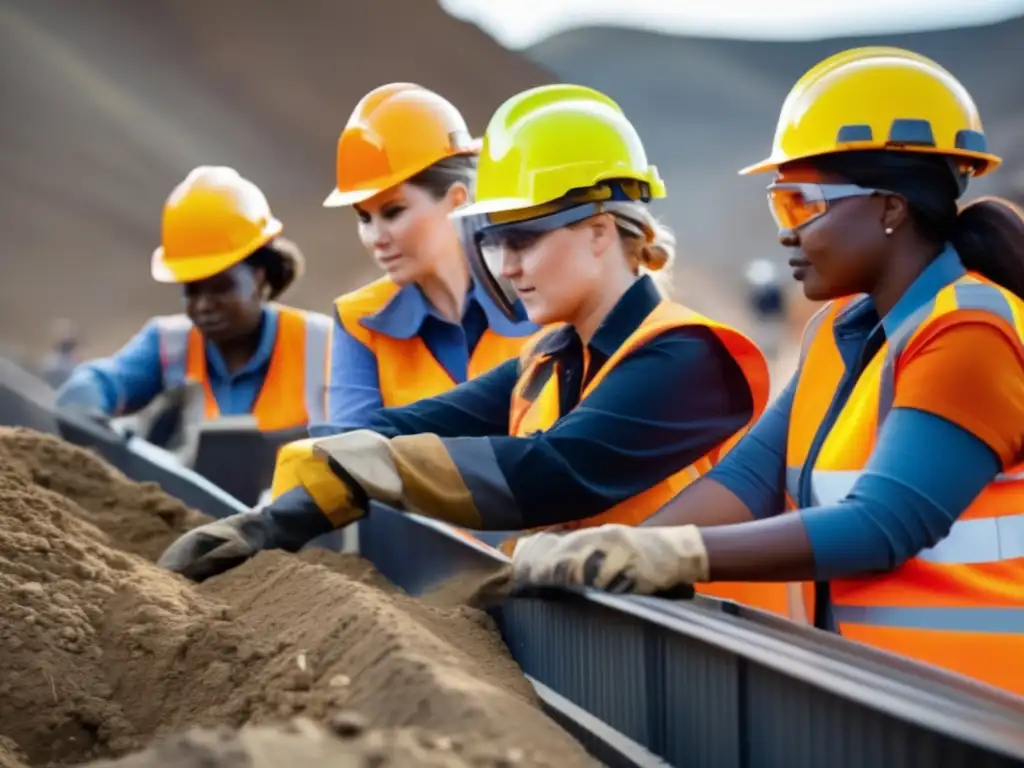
{"left": 460, "top": 182, "right": 654, "bottom": 322}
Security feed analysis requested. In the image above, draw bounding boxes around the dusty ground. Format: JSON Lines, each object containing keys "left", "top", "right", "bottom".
{"left": 0, "top": 428, "right": 593, "bottom": 768}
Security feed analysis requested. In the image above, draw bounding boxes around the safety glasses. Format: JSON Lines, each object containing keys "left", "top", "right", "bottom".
{"left": 478, "top": 203, "right": 604, "bottom": 251}
{"left": 464, "top": 180, "right": 654, "bottom": 321}
{"left": 767, "top": 182, "right": 883, "bottom": 231}
{"left": 462, "top": 203, "right": 604, "bottom": 322}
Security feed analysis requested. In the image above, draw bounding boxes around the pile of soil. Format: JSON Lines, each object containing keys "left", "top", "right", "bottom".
{"left": 0, "top": 428, "right": 594, "bottom": 767}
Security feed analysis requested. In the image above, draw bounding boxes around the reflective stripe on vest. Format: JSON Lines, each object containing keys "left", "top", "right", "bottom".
{"left": 499, "top": 300, "right": 771, "bottom": 572}
{"left": 335, "top": 277, "right": 528, "bottom": 408}
{"left": 154, "top": 305, "right": 330, "bottom": 431}
{"left": 787, "top": 272, "right": 1024, "bottom": 695}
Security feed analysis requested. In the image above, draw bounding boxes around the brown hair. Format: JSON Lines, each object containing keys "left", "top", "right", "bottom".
{"left": 405, "top": 154, "right": 477, "bottom": 200}
{"left": 602, "top": 200, "right": 677, "bottom": 296}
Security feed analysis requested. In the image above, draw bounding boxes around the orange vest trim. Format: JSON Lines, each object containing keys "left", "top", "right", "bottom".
{"left": 499, "top": 300, "right": 771, "bottom": 577}
{"left": 334, "top": 277, "right": 529, "bottom": 408}
{"left": 155, "top": 305, "right": 331, "bottom": 431}
{"left": 787, "top": 272, "right": 1024, "bottom": 695}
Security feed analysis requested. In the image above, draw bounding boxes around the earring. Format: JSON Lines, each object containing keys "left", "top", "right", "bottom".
{"left": 884, "top": 227, "right": 894, "bottom": 236}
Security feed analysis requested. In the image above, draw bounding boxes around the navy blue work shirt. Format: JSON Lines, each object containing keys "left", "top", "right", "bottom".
{"left": 315, "top": 275, "right": 755, "bottom": 529}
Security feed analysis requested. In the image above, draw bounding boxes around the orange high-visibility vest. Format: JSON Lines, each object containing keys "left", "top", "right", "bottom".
{"left": 155, "top": 305, "right": 331, "bottom": 431}
{"left": 786, "top": 272, "right": 1024, "bottom": 695}
{"left": 502, "top": 300, "right": 774, "bottom": 613}
{"left": 335, "top": 278, "right": 529, "bottom": 407}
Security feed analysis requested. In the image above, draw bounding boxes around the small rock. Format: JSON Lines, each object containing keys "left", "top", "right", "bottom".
{"left": 328, "top": 711, "right": 368, "bottom": 739}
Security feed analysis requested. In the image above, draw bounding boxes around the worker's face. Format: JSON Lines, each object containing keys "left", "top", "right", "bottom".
{"left": 355, "top": 182, "right": 467, "bottom": 286}
{"left": 773, "top": 163, "right": 893, "bottom": 302}
{"left": 497, "top": 215, "right": 616, "bottom": 326}
{"left": 183, "top": 263, "right": 265, "bottom": 343}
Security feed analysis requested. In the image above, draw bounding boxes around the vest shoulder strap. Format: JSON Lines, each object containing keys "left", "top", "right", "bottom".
{"left": 581, "top": 301, "right": 711, "bottom": 395}
{"left": 295, "top": 308, "right": 332, "bottom": 423}
{"left": 516, "top": 324, "right": 569, "bottom": 371}
{"left": 796, "top": 298, "right": 856, "bottom": 366}
{"left": 333, "top": 278, "right": 402, "bottom": 346}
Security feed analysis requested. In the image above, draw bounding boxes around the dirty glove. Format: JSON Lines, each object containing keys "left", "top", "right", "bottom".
{"left": 511, "top": 524, "right": 709, "bottom": 595}
{"left": 157, "top": 510, "right": 274, "bottom": 582}
{"left": 158, "top": 429, "right": 424, "bottom": 580}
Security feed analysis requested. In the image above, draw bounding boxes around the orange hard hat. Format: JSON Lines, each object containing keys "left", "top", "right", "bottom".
{"left": 152, "top": 166, "right": 283, "bottom": 284}
{"left": 323, "top": 83, "right": 477, "bottom": 208}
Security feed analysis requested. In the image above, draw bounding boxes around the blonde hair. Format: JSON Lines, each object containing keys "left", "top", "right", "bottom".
{"left": 602, "top": 201, "right": 676, "bottom": 296}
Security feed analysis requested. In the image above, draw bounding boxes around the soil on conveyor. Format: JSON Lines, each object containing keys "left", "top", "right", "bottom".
{"left": 0, "top": 427, "right": 594, "bottom": 768}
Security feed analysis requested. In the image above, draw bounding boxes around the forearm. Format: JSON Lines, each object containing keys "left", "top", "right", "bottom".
{"left": 55, "top": 368, "right": 119, "bottom": 415}
{"left": 700, "top": 514, "right": 816, "bottom": 581}
{"left": 702, "top": 408, "right": 1001, "bottom": 582}
{"left": 648, "top": 377, "right": 796, "bottom": 528}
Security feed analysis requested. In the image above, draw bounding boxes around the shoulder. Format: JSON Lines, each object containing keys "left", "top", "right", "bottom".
{"left": 277, "top": 305, "right": 333, "bottom": 334}
{"left": 893, "top": 321, "right": 1024, "bottom": 466}
{"left": 905, "top": 277, "right": 1024, "bottom": 360}
{"left": 148, "top": 313, "right": 193, "bottom": 334}
{"left": 333, "top": 277, "right": 400, "bottom": 319}
{"left": 147, "top": 314, "right": 194, "bottom": 352}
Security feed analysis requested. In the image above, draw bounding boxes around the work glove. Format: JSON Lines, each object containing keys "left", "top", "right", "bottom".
{"left": 158, "top": 430, "right": 404, "bottom": 580}
{"left": 156, "top": 509, "right": 274, "bottom": 582}
{"left": 511, "top": 524, "right": 709, "bottom": 595}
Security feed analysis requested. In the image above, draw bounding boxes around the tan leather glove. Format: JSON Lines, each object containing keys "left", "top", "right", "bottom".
{"left": 511, "top": 524, "right": 709, "bottom": 595}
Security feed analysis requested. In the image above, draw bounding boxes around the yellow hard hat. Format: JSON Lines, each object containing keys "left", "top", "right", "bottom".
{"left": 452, "top": 84, "right": 665, "bottom": 219}
{"left": 151, "top": 166, "right": 283, "bottom": 284}
{"left": 740, "top": 47, "right": 1001, "bottom": 176}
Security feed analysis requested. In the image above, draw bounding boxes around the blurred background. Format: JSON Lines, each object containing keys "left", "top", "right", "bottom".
{"left": 3, "top": 0, "right": 1023, "bottom": 387}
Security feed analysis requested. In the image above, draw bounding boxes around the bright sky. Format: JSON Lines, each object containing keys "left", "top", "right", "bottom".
{"left": 439, "top": 0, "right": 1024, "bottom": 48}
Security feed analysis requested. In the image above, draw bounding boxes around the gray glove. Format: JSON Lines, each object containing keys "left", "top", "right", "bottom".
{"left": 157, "top": 487, "right": 336, "bottom": 581}
{"left": 157, "top": 511, "right": 272, "bottom": 582}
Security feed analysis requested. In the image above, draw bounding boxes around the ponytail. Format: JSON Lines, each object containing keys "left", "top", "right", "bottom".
{"left": 951, "top": 197, "right": 1024, "bottom": 299}
{"left": 602, "top": 200, "right": 677, "bottom": 298}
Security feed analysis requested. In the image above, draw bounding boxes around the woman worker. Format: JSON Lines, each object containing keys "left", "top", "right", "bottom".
{"left": 510, "top": 48, "right": 1024, "bottom": 696}
{"left": 157, "top": 84, "right": 771, "bottom": 587}
{"left": 318, "top": 83, "right": 538, "bottom": 432}
{"left": 56, "top": 166, "right": 332, "bottom": 433}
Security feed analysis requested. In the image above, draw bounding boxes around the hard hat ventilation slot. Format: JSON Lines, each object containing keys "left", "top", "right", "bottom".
{"left": 954, "top": 130, "right": 988, "bottom": 153}
{"left": 887, "top": 119, "right": 936, "bottom": 147}
{"left": 836, "top": 125, "right": 874, "bottom": 143}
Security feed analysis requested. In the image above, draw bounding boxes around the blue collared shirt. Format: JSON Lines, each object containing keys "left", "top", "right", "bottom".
{"left": 320, "top": 280, "right": 537, "bottom": 431}
{"left": 56, "top": 307, "right": 282, "bottom": 417}
{"left": 314, "top": 276, "right": 756, "bottom": 528}
{"left": 706, "top": 245, "right": 1006, "bottom": 627}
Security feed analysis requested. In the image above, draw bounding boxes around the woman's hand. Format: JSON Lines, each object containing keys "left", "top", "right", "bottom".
{"left": 511, "top": 524, "right": 709, "bottom": 594}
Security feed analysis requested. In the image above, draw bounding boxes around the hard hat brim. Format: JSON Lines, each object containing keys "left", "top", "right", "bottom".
{"left": 450, "top": 197, "right": 541, "bottom": 219}
{"left": 323, "top": 187, "right": 381, "bottom": 208}
{"left": 739, "top": 146, "right": 1003, "bottom": 177}
{"left": 151, "top": 219, "right": 283, "bottom": 284}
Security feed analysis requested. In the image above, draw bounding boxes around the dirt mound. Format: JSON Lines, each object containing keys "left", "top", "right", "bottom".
{"left": 0, "top": 428, "right": 209, "bottom": 561}
{"left": 0, "top": 737, "right": 29, "bottom": 768}
{"left": 85, "top": 719, "right": 520, "bottom": 768}
{"left": 0, "top": 428, "right": 592, "bottom": 768}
